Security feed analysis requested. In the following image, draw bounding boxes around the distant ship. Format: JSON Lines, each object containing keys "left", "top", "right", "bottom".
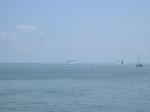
{"left": 67, "top": 60, "right": 77, "bottom": 64}
{"left": 136, "top": 54, "right": 143, "bottom": 67}
{"left": 114, "top": 60, "right": 124, "bottom": 64}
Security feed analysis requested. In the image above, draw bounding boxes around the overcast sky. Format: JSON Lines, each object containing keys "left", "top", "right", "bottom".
{"left": 0, "top": 0, "right": 150, "bottom": 63}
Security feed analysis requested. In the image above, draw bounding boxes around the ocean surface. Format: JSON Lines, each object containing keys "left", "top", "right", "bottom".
{"left": 0, "top": 63, "right": 150, "bottom": 112}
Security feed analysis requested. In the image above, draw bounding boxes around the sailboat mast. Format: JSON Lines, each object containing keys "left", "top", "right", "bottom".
{"left": 137, "top": 54, "right": 140, "bottom": 64}
{"left": 136, "top": 54, "right": 143, "bottom": 67}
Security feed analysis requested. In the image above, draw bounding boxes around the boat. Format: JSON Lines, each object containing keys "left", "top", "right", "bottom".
{"left": 114, "top": 60, "right": 124, "bottom": 64}
{"left": 67, "top": 60, "right": 77, "bottom": 64}
{"left": 136, "top": 54, "right": 143, "bottom": 67}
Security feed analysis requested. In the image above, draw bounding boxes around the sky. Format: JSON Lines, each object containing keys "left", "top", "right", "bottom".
{"left": 0, "top": 0, "right": 150, "bottom": 63}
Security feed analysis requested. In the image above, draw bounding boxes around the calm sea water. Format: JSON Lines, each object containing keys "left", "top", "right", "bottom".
{"left": 0, "top": 63, "right": 150, "bottom": 112}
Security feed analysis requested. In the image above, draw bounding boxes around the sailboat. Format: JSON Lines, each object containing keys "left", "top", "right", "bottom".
{"left": 136, "top": 54, "right": 143, "bottom": 67}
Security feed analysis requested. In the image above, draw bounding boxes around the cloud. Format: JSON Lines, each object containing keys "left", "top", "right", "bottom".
{"left": 83, "top": 44, "right": 97, "bottom": 50}
{"left": 38, "top": 30, "right": 45, "bottom": 35}
{"left": 73, "top": 32, "right": 91, "bottom": 38}
{"left": 0, "top": 31, "right": 16, "bottom": 39}
{"left": 16, "top": 24, "right": 45, "bottom": 35}
{"left": 0, "top": 31, "right": 7, "bottom": 39}
{"left": 16, "top": 24, "right": 36, "bottom": 33}
{"left": 43, "top": 41, "right": 50, "bottom": 48}
{"left": 0, "top": 24, "right": 44, "bottom": 40}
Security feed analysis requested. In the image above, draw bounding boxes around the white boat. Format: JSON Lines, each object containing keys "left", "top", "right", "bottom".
{"left": 114, "top": 60, "right": 124, "bottom": 64}
{"left": 67, "top": 60, "right": 77, "bottom": 64}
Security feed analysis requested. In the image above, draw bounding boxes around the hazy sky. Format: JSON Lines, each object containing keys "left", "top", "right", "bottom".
{"left": 0, "top": 0, "right": 150, "bottom": 63}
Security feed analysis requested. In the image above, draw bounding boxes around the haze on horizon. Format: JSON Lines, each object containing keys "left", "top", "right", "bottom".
{"left": 0, "top": 0, "right": 150, "bottom": 63}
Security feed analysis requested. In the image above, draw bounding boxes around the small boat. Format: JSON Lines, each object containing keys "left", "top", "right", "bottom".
{"left": 136, "top": 54, "right": 143, "bottom": 67}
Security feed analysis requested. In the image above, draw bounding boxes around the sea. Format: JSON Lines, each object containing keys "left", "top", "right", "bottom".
{"left": 0, "top": 63, "right": 150, "bottom": 112}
